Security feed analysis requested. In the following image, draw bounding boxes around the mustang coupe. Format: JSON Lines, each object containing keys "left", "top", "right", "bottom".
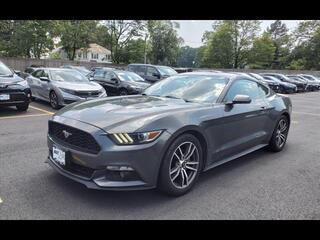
{"left": 47, "top": 72, "right": 292, "bottom": 196}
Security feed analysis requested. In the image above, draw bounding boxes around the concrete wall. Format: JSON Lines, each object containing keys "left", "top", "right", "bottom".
{"left": 193, "top": 68, "right": 320, "bottom": 78}
{"left": 0, "top": 57, "right": 126, "bottom": 71}
{"left": 1, "top": 57, "right": 320, "bottom": 78}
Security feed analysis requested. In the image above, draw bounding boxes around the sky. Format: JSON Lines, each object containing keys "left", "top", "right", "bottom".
{"left": 176, "top": 20, "right": 300, "bottom": 48}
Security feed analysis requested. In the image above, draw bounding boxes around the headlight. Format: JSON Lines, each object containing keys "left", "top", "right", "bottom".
{"left": 109, "top": 130, "right": 163, "bottom": 145}
{"left": 59, "top": 88, "right": 75, "bottom": 95}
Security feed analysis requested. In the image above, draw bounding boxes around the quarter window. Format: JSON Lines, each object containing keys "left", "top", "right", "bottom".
{"left": 224, "top": 79, "right": 262, "bottom": 102}
{"left": 134, "top": 66, "right": 146, "bottom": 76}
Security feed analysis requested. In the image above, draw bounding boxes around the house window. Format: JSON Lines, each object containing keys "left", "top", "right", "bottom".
{"left": 83, "top": 51, "right": 87, "bottom": 59}
{"left": 78, "top": 52, "right": 81, "bottom": 58}
{"left": 91, "top": 53, "right": 98, "bottom": 59}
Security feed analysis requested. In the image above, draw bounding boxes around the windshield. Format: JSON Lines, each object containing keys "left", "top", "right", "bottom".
{"left": 50, "top": 69, "right": 89, "bottom": 83}
{"left": 143, "top": 74, "right": 229, "bottom": 103}
{"left": 74, "top": 67, "right": 90, "bottom": 75}
{"left": 157, "top": 66, "right": 177, "bottom": 76}
{"left": 116, "top": 71, "right": 145, "bottom": 82}
{"left": 0, "top": 62, "right": 13, "bottom": 77}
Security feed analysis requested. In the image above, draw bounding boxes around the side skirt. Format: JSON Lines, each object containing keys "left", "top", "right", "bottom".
{"left": 203, "top": 144, "right": 268, "bottom": 172}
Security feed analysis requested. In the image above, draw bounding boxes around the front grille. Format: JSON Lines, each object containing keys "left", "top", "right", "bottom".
{"left": 48, "top": 121, "right": 101, "bottom": 154}
{"left": 74, "top": 91, "right": 100, "bottom": 98}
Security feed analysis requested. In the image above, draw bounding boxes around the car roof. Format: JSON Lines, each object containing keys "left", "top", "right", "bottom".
{"left": 37, "top": 67, "right": 78, "bottom": 71}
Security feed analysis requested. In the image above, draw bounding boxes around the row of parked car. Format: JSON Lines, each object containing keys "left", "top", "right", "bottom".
{"left": 1, "top": 60, "right": 319, "bottom": 111}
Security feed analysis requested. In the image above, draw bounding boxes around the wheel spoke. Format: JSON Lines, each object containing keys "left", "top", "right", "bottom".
{"left": 180, "top": 169, "right": 185, "bottom": 187}
{"left": 182, "top": 169, "right": 189, "bottom": 186}
{"left": 171, "top": 168, "right": 180, "bottom": 181}
{"left": 178, "top": 146, "right": 184, "bottom": 159}
{"left": 170, "top": 166, "right": 179, "bottom": 175}
{"left": 184, "top": 144, "right": 196, "bottom": 160}
{"left": 186, "top": 165, "right": 197, "bottom": 171}
{"left": 186, "top": 161, "right": 199, "bottom": 165}
{"left": 173, "top": 152, "right": 181, "bottom": 161}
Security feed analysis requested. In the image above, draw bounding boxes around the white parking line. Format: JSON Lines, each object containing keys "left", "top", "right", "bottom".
{"left": 293, "top": 111, "right": 320, "bottom": 117}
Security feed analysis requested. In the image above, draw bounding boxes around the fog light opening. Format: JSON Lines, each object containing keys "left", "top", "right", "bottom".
{"left": 106, "top": 166, "right": 134, "bottom": 171}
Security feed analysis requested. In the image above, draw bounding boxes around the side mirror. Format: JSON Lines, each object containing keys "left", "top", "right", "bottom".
{"left": 111, "top": 78, "right": 119, "bottom": 83}
{"left": 14, "top": 70, "right": 21, "bottom": 76}
{"left": 40, "top": 77, "right": 50, "bottom": 82}
{"left": 153, "top": 72, "right": 160, "bottom": 79}
{"left": 227, "top": 94, "right": 252, "bottom": 105}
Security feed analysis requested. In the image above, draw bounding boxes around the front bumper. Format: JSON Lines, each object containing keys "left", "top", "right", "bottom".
{"left": 0, "top": 89, "right": 31, "bottom": 106}
{"left": 59, "top": 91, "right": 107, "bottom": 106}
{"left": 47, "top": 117, "right": 171, "bottom": 190}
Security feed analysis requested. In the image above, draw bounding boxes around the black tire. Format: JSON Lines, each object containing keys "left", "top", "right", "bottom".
{"left": 268, "top": 115, "right": 289, "bottom": 152}
{"left": 49, "top": 91, "right": 60, "bottom": 110}
{"left": 16, "top": 103, "right": 29, "bottom": 111}
{"left": 119, "top": 89, "right": 128, "bottom": 96}
{"left": 158, "top": 134, "right": 203, "bottom": 197}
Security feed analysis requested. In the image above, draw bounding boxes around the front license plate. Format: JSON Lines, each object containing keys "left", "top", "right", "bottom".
{"left": 0, "top": 94, "right": 10, "bottom": 101}
{"left": 52, "top": 146, "right": 66, "bottom": 166}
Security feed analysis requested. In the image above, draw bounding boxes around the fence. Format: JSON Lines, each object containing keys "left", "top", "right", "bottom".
{"left": 1, "top": 57, "right": 320, "bottom": 77}
{"left": 0, "top": 57, "right": 126, "bottom": 71}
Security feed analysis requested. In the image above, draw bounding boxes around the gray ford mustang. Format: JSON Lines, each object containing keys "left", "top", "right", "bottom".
{"left": 47, "top": 72, "right": 292, "bottom": 196}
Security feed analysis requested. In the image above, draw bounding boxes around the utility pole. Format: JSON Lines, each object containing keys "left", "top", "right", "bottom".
{"left": 144, "top": 33, "right": 147, "bottom": 64}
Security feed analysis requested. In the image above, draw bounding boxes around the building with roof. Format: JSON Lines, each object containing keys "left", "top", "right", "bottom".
{"left": 48, "top": 43, "right": 112, "bottom": 63}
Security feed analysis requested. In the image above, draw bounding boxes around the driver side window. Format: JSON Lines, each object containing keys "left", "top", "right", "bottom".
{"left": 32, "top": 70, "right": 43, "bottom": 78}
{"left": 224, "top": 79, "right": 261, "bottom": 102}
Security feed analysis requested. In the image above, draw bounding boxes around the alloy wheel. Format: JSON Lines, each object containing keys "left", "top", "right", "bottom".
{"left": 169, "top": 141, "right": 200, "bottom": 189}
{"left": 275, "top": 119, "right": 288, "bottom": 148}
{"left": 50, "top": 92, "right": 58, "bottom": 109}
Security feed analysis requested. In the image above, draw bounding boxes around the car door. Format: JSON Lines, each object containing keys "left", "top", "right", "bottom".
{"left": 38, "top": 70, "right": 51, "bottom": 100}
{"left": 27, "top": 69, "right": 43, "bottom": 98}
{"left": 99, "top": 71, "right": 119, "bottom": 95}
{"left": 145, "top": 66, "right": 160, "bottom": 83}
{"left": 216, "top": 79, "right": 270, "bottom": 161}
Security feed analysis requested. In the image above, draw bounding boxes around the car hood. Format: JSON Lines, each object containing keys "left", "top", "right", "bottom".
{"left": 54, "top": 81, "right": 103, "bottom": 91}
{"left": 0, "top": 74, "right": 24, "bottom": 85}
{"left": 55, "top": 95, "right": 202, "bottom": 133}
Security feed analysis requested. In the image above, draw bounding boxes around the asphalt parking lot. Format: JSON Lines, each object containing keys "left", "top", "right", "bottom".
{"left": 0, "top": 92, "right": 320, "bottom": 220}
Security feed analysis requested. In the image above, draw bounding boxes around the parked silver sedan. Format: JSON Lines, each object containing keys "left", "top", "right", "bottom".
{"left": 26, "top": 68, "right": 106, "bottom": 109}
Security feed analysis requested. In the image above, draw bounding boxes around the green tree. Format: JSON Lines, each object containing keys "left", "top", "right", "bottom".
{"left": 267, "top": 20, "right": 290, "bottom": 69}
{"left": 177, "top": 46, "right": 198, "bottom": 68}
{"left": 0, "top": 20, "right": 57, "bottom": 58}
{"left": 102, "top": 20, "right": 145, "bottom": 63}
{"left": 247, "top": 32, "right": 275, "bottom": 69}
{"left": 118, "top": 38, "right": 146, "bottom": 64}
{"left": 58, "top": 20, "right": 98, "bottom": 60}
{"left": 202, "top": 21, "right": 234, "bottom": 68}
{"left": 147, "top": 20, "right": 183, "bottom": 66}
{"left": 201, "top": 20, "right": 261, "bottom": 69}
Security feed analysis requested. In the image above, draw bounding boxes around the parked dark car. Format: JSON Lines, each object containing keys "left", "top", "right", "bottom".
{"left": 260, "top": 73, "right": 304, "bottom": 92}
{"left": 47, "top": 72, "right": 292, "bottom": 196}
{"left": 298, "top": 74, "right": 320, "bottom": 90}
{"left": 90, "top": 68, "right": 150, "bottom": 96}
{"left": 286, "top": 75, "right": 308, "bottom": 92}
{"left": 127, "top": 64, "right": 178, "bottom": 83}
{"left": 0, "top": 61, "right": 31, "bottom": 111}
{"left": 26, "top": 68, "right": 106, "bottom": 109}
{"left": 286, "top": 75, "right": 315, "bottom": 91}
{"left": 246, "top": 72, "right": 280, "bottom": 93}
{"left": 262, "top": 75, "right": 297, "bottom": 94}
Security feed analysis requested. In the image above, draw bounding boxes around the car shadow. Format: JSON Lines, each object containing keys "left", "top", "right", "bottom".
{"left": 23, "top": 146, "right": 290, "bottom": 219}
